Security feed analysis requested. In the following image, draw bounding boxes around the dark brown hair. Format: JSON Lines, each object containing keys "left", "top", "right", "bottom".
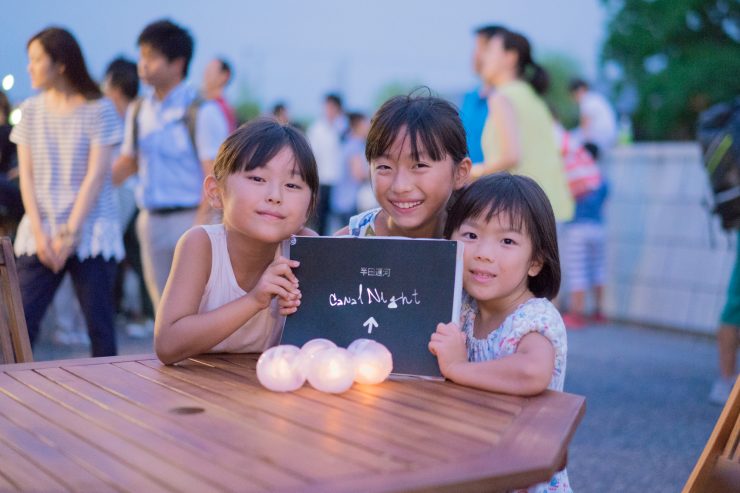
{"left": 137, "top": 19, "right": 194, "bottom": 77}
{"left": 213, "top": 118, "right": 319, "bottom": 217}
{"left": 28, "top": 27, "right": 102, "bottom": 100}
{"left": 495, "top": 29, "right": 549, "bottom": 95}
{"left": 365, "top": 91, "right": 468, "bottom": 164}
{"left": 445, "top": 173, "right": 561, "bottom": 299}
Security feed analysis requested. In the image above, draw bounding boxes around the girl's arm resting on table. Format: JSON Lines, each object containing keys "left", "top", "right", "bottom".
{"left": 430, "top": 322, "right": 554, "bottom": 396}
{"left": 471, "top": 94, "right": 521, "bottom": 179}
{"left": 155, "top": 228, "right": 300, "bottom": 364}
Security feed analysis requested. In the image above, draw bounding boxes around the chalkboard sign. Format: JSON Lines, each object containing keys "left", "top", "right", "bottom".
{"left": 280, "top": 236, "right": 464, "bottom": 378}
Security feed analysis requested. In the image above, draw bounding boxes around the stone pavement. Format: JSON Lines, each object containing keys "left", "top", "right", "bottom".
{"left": 32, "top": 321, "right": 729, "bottom": 492}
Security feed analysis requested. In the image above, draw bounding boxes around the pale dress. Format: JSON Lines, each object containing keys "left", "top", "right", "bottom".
{"left": 460, "top": 293, "right": 571, "bottom": 493}
{"left": 198, "top": 224, "right": 281, "bottom": 353}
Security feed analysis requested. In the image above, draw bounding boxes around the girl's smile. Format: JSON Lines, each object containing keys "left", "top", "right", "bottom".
{"left": 469, "top": 268, "right": 496, "bottom": 284}
{"left": 211, "top": 146, "right": 311, "bottom": 244}
{"left": 371, "top": 130, "right": 468, "bottom": 237}
{"left": 453, "top": 212, "right": 542, "bottom": 312}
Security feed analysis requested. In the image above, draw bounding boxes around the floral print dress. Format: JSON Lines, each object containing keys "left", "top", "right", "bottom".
{"left": 459, "top": 293, "right": 571, "bottom": 493}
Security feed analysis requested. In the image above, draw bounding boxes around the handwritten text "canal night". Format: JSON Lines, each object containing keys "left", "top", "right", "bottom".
{"left": 329, "top": 284, "right": 421, "bottom": 308}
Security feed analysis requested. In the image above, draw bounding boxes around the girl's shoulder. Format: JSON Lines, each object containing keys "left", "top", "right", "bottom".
{"left": 513, "top": 297, "right": 562, "bottom": 323}
{"left": 17, "top": 94, "right": 43, "bottom": 115}
{"left": 507, "top": 297, "right": 566, "bottom": 341}
{"left": 347, "top": 207, "right": 382, "bottom": 237}
{"left": 178, "top": 225, "right": 215, "bottom": 254}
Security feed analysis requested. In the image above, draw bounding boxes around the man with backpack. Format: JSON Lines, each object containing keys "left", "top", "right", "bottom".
{"left": 698, "top": 97, "right": 740, "bottom": 405}
{"left": 112, "top": 19, "right": 229, "bottom": 310}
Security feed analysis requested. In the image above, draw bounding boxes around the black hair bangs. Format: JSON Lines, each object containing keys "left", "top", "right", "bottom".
{"left": 366, "top": 92, "right": 468, "bottom": 165}
{"left": 213, "top": 118, "right": 320, "bottom": 217}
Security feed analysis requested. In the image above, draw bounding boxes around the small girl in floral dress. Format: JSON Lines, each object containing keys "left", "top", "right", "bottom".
{"left": 429, "top": 173, "right": 571, "bottom": 493}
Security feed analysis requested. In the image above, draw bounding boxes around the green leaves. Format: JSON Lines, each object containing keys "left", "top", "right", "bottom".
{"left": 601, "top": 0, "right": 740, "bottom": 140}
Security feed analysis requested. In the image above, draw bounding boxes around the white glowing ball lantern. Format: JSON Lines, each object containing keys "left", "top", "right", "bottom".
{"left": 256, "top": 345, "right": 305, "bottom": 392}
{"left": 297, "top": 338, "right": 337, "bottom": 378}
{"left": 305, "top": 347, "right": 356, "bottom": 394}
{"left": 348, "top": 339, "right": 393, "bottom": 384}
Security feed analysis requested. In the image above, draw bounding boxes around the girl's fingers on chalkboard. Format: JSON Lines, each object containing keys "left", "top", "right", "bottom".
{"left": 428, "top": 341, "right": 438, "bottom": 355}
{"left": 270, "top": 258, "right": 300, "bottom": 285}
{"left": 274, "top": 256, "right": 300, "bottom": 269}
{"left": 436, "top": 322, "right": 460, "bottom": 335}
{"left": 279, "top": 304, "right": 299, "bottom": 316}
{"left": 268, "top": 275, "right": 300, "bottom": 298}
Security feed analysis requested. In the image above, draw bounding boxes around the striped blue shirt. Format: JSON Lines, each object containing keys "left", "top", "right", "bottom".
{"left": 10, "top": 94, "right": 124, "bottom": 260}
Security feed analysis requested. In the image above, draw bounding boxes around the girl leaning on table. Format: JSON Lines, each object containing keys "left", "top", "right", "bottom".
{"left": 154, "top": 118, "right": 319, "bottom": 365}
{"left": 429, "top": 173, "right": 571, "bottom": 493}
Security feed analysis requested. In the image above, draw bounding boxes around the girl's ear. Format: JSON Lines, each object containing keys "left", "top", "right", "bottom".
{"left": 454, "top": 157, "right": 472, "bottom": 189}
{"left": 204, "top": 175, "right": 223, "bottom": 210}
{"left": 528, "top": 257, "right": 544, "bottom": 278}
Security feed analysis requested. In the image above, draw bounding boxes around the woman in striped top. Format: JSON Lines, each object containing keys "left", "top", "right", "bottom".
{"left": 11, "top": 27, "right": 123, "bottom": 357}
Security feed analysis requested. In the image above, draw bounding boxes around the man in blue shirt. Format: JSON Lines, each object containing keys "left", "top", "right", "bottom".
{"left": 113, "top": 20, "right": 228, "bottom": 309}
{"left": 459, "top": 25, "right": 506, "bottom": 164}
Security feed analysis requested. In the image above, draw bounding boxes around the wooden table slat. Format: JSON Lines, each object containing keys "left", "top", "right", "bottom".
{"left": 67, "top": 362, "right": 379, "bottom": 481}
{"left": 0, "top": 353, "right": 586, "bottom": 493}
{"left": 16, "top": 367, "right": 266, "bottom": 493}
{"left": 189, "top": 356, "right": 497, "bottom": 452}
{"left": 33, "top": 367, "right": 302, "bottom": 492}
{"left": 132, "top": 359, "right": 450, "bottom": 465}
{"left": 0, "top": 435, "right": 78, "bottom": 493}
{"left": 205, "top": 356, "right": 502, "bottom": 445}
{"left": 0, "top": 375, "right": 167, "bottom": 493}
{"left": 116, "top": 360, "right": 414, "bottom": 472}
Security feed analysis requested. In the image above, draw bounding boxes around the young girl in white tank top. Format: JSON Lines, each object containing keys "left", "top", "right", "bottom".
{"left": 154, "top": 119, "right": 319, "bottom": 364}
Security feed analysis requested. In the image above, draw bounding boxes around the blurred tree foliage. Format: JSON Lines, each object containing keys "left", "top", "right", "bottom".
{"left": 601, "top": 0, "right": 740, "bottom": 140}
{"left": 234, "top": 81, "right": 261, "bottom": 125}
{"left": 540, "top": 52, "right": 582, "bottom": 129}
{"left": 373, "top": 80, "right": 425, "bottom": 110}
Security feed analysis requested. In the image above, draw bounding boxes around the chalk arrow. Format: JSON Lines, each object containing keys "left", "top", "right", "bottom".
{"left": 363, "top": 317, "right": 379, "bottom": 334}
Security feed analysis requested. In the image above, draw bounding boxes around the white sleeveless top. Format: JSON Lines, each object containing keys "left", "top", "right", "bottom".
{"left": 199, "top": 224, "right": 281, "bottom": 353}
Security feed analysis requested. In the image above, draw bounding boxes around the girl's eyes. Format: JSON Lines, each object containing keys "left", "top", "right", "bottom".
{"left": 246, "top": 175, "right": 304, "bottom": 189}
{"left": 461, "top": 231, "right": 478, "bottom": 240}
{"left": 502, "top": 238, "right": 517, "bottom": 246}
{"left": 374, "top": 164, "right": 392, "bottom": 171}
{"left": 413, "top": 162, "right": 431, "bottom": 169}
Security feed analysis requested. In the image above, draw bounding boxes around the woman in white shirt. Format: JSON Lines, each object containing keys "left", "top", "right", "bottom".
{"left": 11, "top": 27, "right": 123, "bottom": 356}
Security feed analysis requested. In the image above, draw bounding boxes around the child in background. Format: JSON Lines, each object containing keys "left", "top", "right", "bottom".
{"left": 562, "top": 137, "right": 608, "bottom": 330}
{"left": 429, "top": 173, "right": 570, "bottom": 493}
{"left": 154, "top": 119, "right": 319, "bottom": 364}
{"left": 335, "top": 93, "right": 471, "bottom": 238}
{"left": 331, "top": 112, "right": 370, "bottom": 227}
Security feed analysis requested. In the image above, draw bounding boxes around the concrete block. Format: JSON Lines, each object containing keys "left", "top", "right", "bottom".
{"left": 685, "top": 290, "right": 720, "bottom": 333}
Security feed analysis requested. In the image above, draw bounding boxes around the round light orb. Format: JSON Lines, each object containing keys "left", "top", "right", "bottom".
{"left": 347, "top": 338, "right": 377, "bottom": 354}
{"left": 306, "top": 347, "right": 355, "bottom": 394}
{"left": 2, "top": 74, "right": 14, "bottom": 91}
{"left": 256, "top": 345, "right": 305, "bottom": 392}
{"left": 348, "top": 339, "right": 393, "bottom": 384}
{"left": 297, "top": 338, "right": 337, "bottom": 377}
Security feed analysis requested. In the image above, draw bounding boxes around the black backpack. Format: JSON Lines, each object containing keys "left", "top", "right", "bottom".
{"left": 697, "top": 97, "right": 740, "bottom": 231}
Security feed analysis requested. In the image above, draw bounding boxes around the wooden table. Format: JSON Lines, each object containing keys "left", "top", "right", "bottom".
{"left": 0, "top": 353, "right": 585, "bottom": 492}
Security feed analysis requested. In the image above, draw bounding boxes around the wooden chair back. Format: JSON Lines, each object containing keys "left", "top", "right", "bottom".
{"left": 0, "top": 237, "right": 33, "bottom": 364}
{"left": 683, "top": 375, "right": 740, "bottom": 492}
